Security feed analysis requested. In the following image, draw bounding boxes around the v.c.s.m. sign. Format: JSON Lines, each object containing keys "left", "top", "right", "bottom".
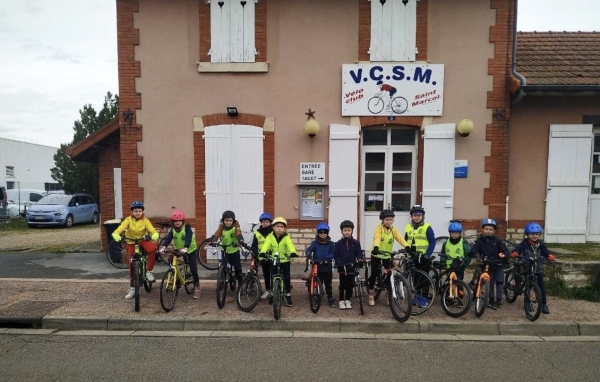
{"left": 342, "top": 64, "right": 444, "bottom": 117}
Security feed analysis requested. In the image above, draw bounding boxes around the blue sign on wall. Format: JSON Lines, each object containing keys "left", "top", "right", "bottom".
{"left": 454, "top": 160, "right": 468, "bottom": 178}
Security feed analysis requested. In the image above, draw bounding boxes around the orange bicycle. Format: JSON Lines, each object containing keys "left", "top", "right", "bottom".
{"left": 470, "top": 256, "right": 492, "bottom": 317}
{"left": 303, "top": 259, "right": 325, "bottom": 313}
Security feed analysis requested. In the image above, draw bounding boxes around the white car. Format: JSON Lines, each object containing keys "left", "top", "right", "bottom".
{"left": 2, "top": 201, "right": 20, "bottom": 219}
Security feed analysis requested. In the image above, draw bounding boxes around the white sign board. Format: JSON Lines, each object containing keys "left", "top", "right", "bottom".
{"left": 300, "top": 162, "right": 326, "bottom": 182}
{"left": 342, "top": 63, "right": 444, "bottom": 116}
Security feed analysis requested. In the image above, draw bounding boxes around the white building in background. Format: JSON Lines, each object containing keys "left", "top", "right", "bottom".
{"left": 0, "top": 138, "right": 60, "bottom": 191}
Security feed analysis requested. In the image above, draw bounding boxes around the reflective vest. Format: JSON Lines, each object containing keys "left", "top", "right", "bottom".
{"left": 444, "top": 239, "right": 464, "bottom": 268}
{"left": 371, "top": 225, "right": 396, "bottom": 259}
{"left": 254, "top": 230, "right": 267, "bottom": 249}
{"left": 171, "top": 224, "right": 197, "bottom": 253}
{"left": 404, "top": 222, "right": 431, "bottom": 254}
{"left": 221, "top": 226, "right": 239, "bottom": 254}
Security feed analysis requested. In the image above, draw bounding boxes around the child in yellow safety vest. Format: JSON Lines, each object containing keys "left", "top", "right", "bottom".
{"left": 440, "top": 221, "right": 472, "bottom": 280}
{"left": 404, "top": 205, "right": 436, "bottom": 308}
{"left": 251, "top": 212, "right": 274, "bottom": 301}
{"left": 208, "top": 210, "right": 249, "bottom": 286}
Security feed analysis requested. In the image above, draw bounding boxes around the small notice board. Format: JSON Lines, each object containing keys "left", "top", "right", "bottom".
{"left": 300, "top": 186, "right": 325, "bottom": 220}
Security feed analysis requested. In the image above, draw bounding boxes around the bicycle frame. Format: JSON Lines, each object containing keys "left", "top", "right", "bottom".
{"left": 164, "top": 251, "right": 188, "bottom": 291}
{"left": 474, "top": 261, "right": 491, "bottom": 298}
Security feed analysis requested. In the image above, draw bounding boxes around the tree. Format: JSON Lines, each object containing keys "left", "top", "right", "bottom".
{"left": 51, "top": 92, "right": 119, "bottom": 205}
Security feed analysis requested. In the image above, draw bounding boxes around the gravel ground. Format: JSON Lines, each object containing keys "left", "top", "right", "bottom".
{"left": 0, "top": 278, "right": 598, "bottom": 323}
{"left": 0, "top": 225, "right": 100, "bottom": 251}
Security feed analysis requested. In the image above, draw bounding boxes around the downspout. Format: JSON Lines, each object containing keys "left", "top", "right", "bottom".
{"left": 511, "top": 0, "right": 526, "bottom": 105}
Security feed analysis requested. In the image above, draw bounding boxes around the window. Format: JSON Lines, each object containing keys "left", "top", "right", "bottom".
{"left": 363, "top": 128, "right": 416, "bottom": 146}
{"left": 5, "top": 166, "right": 14, "bottom": 178}
{"left": 210, "top": 0, "right": 256, "bottom": 63}
{"left": 592, "top": 133, "right": 600, "bottom": 194}
{"left": 370, "top": 0, "right": 416, "bottom": 61}
{"left": 30, "top": 193, "right": 43, "bottom": 203}
{"left": 44, "top": 182, "right": 61, "bottom": 191}
{"left": 6, "top": 181, "right": 14, "bottom": 190}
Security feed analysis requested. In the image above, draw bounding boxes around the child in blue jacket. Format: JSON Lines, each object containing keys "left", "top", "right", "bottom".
{"left": 334, "top": 220, "right": 364, "bottom": 310}
{"left": 305, "top": 222, "right": 335, "bottom": 307}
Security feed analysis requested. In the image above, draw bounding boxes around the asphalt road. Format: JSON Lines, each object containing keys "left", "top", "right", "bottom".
{"left": 0, "top": 252, "right": 309, "bottom": 280}
{"left": 0, "top": 334, "right": 598, "bottom": 381}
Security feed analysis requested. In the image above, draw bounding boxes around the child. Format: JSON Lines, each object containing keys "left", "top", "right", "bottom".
{"left": 511, "top": 222, "right": 555, "bottom": 314}
{"left": 259, "top": 217, "right": 297, "bottom": 307}
{"left": 305, "top": 222, "right": 336, "bottom": 307}
{"left": 368, "top": 209, "right": 410, "bottom": 306}
{"left": 440, "top": 221, "right": 472, "bottom": 280}
{"left": 208, "top": 210, "right": 248, "bottom": 286}
{"left": 111, "top": 201, "right": 159, "bottom": 299}
{"left": 404, "top": 205, "right": 436, "bottom": 307}
{"left": 251, "top": 212, "right": 274, "bottom": 300}
{"left": 334, "top": 220, "right": 364, "bottom": 310}
{"left": 469, "top": 218, "right": 509, "bottom": 310}
{"left": 158, "top": 209, "right": 200, "bottom": 298}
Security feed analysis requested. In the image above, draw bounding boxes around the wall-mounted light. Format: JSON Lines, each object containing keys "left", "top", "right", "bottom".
{"left": 227, "top": 107, "right": 239, "bottom": 117}
{"left": 457, "top": 119, "right": 474, "bottom": 137}
{"left": 304, "top": 108, "right": 320, "bottom": 138}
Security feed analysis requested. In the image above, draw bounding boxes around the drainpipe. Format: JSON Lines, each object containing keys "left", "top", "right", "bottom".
{"left": 511, "top": 0, "right": 526, "bottom": 105}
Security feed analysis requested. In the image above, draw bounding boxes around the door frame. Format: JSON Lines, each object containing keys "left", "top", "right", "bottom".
{"left": 587, "top": 126, "right": 600, "bottom": 242}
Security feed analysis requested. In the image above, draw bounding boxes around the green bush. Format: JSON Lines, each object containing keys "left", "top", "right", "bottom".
{"left": 546, "top": 271, "right": 600, "bottom": 302}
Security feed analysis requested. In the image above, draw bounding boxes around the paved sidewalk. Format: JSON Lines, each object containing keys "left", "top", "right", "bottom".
{"left": 1, "top": 277, "right": 599, "bottom": 336}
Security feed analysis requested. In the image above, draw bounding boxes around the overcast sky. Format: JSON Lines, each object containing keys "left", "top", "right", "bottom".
{"left": 0, "top": 0, "right": 598, "bottom": 148}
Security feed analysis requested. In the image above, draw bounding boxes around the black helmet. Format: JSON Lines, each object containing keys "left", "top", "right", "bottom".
{"left": 340, "top": 220, "right": 354, "bottom": 230}
{"left": 379, "top": 209, "right": 395, "bottom": 220}
{"left": 130, "top": 201, "right": 145, "bottom": 210}
{"left": 222, "top": 210, "right": 235, "bottom": 220}
{"left": 409, "top": 205, "right": 425, "bottom": 215}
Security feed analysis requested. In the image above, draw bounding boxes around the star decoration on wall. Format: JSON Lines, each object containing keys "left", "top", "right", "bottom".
{"left": 305, "top": 108, "right": 316, "bottom": 119}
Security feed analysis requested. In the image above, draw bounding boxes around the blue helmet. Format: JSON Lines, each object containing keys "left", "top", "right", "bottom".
{"left": 481, "top": 218, "right": 497, "bottom": 229}
{"left": 130, "top": 201, "right": 145, "bottom": 210}
{"left": 259, "top": 212, "right": 273, "bottom": 222}
{"left": 316, "top": 222, "right": 330, "bottom": 232}
{"left": 524, "top": 222, "right": 543, "bottom": 234}
{"left": 448, "top": 222, "right": 463, "bottom": 233}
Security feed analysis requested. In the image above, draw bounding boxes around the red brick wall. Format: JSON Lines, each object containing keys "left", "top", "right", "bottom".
{"left": 98, "top": 134, "right": 121, "bottom": 251}
{"left": 199, "top": 0, "right": 267, "bottom": 62}
{"left": 194, "top": 113, "right": 272, "bottom": 239}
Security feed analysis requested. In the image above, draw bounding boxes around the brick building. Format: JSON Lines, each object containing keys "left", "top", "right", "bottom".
{"left": 67, "top": 0, "right": 600, "bottom": 252}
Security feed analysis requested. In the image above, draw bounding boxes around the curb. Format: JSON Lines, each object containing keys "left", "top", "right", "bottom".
{"left": 35, "top": 315, "right": 600, "bottom": 337}
{"left": 0, "top": 316, "right": 43, "bottom": 329}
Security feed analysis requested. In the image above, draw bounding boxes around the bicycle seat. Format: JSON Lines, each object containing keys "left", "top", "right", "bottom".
{"left": 156, "top": 221, "right": 171, "bottom": 228}
{"left": 432, "top": 260, "right": 443, "bottom": 269}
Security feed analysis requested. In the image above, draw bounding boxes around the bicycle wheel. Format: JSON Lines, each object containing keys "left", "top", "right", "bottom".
{"left": 273, "top": 278, "right": 282, "bottom": 320}
{"left": 524, "top": 281, "right": 542, "bottom": 321}
{"left": 388, "top": 272, "right": 412, "bottom": 322}
{"left": 184, "top": 268, "right": 195, "bottom": 295}
{"left": 197, "top": 238, "right": 220, "bottom": 270}
{"left": 367, "top": 97, "right": 384, "bottom": 114}
{"left": 390, "top": 96, "right": 408, "bottom": 114}
{"left": 407, "top": 269, "right": 435, "bottom": 316}
{"left": 355, "top": 277, "right": 365, "bottom": 315}
{"left": 160, "top": 268, "right": 178, "bottom": 312}
{"left": 440, "top": 279, "right": 472, "bottom": 318}
{"left": 216, "top": 263, "right": 227, "bottom": 309}
{"left": 229, "top": 269, "right": 237, "bottom": 291}
{"left": 107, "top": 240, "right": 128, "bottom": 269}
{"left": 237, "top": 274, "right": 261, "bottom": 312}
{"left": 474, "top": 278, "right": 490, "bottom": 318}
{"left": 309, "top": 278, "right": 321, "bottom": 314}
{"left": 133, "top": 261, "right": 141, "bottom": 312}
{"left": 504, "top": 270, "right": 520, "bottom": 303}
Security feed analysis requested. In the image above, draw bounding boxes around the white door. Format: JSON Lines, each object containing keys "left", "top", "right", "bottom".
{"left": 545, "top": 124, "right": 593, "bottom": 243}
{"left": 328, "top": 124, "right": 360, "bottom": 242}
{"left": 204, "top": 125, "right": 264, "bottom": 246}
{"left": 422, "top": 123, "right": 455, "bottom": 237}
{"left": 587, "top": 128, "right": 600, "bottom": 242}
{"left": 360, "top": 128, "right": 417, "bottom": 253}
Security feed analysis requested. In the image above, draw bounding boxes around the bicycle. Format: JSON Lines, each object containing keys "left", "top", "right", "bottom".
{"left": 504, "top": 253, "right": 550, "bottom": 321}
{"left": 397, "top": 249, "right": 436, "bottom": 316}
{"left": 338, "top": 262, "right": 366, "bottom": 315}
{"left": 215, "top": 243, "right": 241, "bottom": 309}
{"left": 197, "top": 221, "right": 260, "bottom": 270}
{"left": 127, "top": 236, "right": 154, "bottom": 312}
{"left": 430, "top": 255, "right": 473, "bottom": 318}
{"left": 365, "top": 251, "right": 412, "bottom": 322}
{"left": 154, "top": 220, "right": 172, "bottom": 264}
{"left": 302, "top": 259, "right": 326, "bottom": 313}
{"left": 236, "top": 250, "right": 262, "bottom": 312}
{"left": 159, "top": 249, "right": 196, "bottom": 312}
{"left": 269, "top": 251, "right": 286, "bottom": 320}
{"left": 367, "top": 92, "right": 409, "bottom": 114}
{"left": 469, "top": 256, "right": 493, "bottom": 317}
{"left": 106, "top": 221, "right": 173, "bottom": 269}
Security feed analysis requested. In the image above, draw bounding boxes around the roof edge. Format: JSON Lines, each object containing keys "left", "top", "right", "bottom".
{"left": 66, "top": 117, "right": 120, "bottom": 159}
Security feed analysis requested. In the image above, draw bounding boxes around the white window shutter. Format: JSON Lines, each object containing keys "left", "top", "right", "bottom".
{"left": 371, "top": 0, "right": 416, "bottom": 62}
{"left": 370, "top": 0, "right": 385, "bottom": 61}
{"left": 230, "top": 0, "right": 245, "bottom": 62}
{"left": 204, "top": 126, "right": 233, "bottom": 235}
{"left": 243, "top": 0, "right": 256, "bottom": 62}
{"left": 210, "top": 0, "right": 232, "bottom": 62}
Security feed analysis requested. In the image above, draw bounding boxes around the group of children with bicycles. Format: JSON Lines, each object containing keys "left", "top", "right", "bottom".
{"left": 112, "top": 200, "right": 554, "bottom": 316}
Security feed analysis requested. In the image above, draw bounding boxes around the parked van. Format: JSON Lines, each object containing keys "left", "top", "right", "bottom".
{"left": 6, "top": 189, "right": 46, "bottom": 216}
{"left": 0, "top": 186, "right": 7, "bottom": 218}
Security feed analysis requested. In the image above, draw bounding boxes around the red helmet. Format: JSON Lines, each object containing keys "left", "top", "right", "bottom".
{"left": 170, "top": 209, "right": 185, "bottom": 221}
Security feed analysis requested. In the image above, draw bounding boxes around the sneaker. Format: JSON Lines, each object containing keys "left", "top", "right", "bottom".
{"left": 285, "top": 294, "right": 293, "bottom": 307}
{"left": 260, "top": 291, "right": 271, "bottom": 300}
{"left": 338, "top": 300, "right": 347, "bottom": 310}
{"left": 345, "top": 300, "right": 352, "bottom": 309}
{"left": 412, "top": 295, "right": 428, "bottom": 308}
{"left": 542, "top": 304, "right": 550, "bottom": 314}
{"left": 125, "top": 287, "right": 135, "bottom": 299}
{"left": 488, "top": 299, "right": 498, "bottom": 310}
{"left": 368, "top": 290, "right": 375, "bottom": 306}
{"left": 328, "top": 297, "right": 336, "bottom": 307}
{"left": 146, "top": 271, "right": 155, "bottom": 282}
{"left": 193, "top": 287, "right": 200, "bottom": 299}
{"left": 496, "top": 300, "right": 502, "bottom": 309}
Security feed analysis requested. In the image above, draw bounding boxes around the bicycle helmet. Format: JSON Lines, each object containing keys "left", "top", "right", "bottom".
{"left": 316, "top": 222, "right": 330, "bottom": 232}
{"left": 130, "top": 201, "right": 145, "bottom": 210}
{"left": 259, "top": 212, "right": 273, "bottom": 222}
{"left": 170, "top": 209, "right": 185, "bottom": 221}
{"left": 409, "top": 205, "right": 425, "bottom": 215}
{"left": 524, "top": 222, "right": 543, "bottom": 235}
{"left": 379, "top": 209, "right": 395, "bottom": 220}
{"left": 221, "top": 210, "right": 235, "bottom": 220}
{"left": 481, "top": 218, "right": 497, "bottom": 229}
{"left": 272, "top": 217, "right": 287, "bottom": 226}
{"left": 340, "top": 220, "right": 355, "bottom": 230}
{"left": 448, "top": 222, "right": 463, "bottom": 233}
